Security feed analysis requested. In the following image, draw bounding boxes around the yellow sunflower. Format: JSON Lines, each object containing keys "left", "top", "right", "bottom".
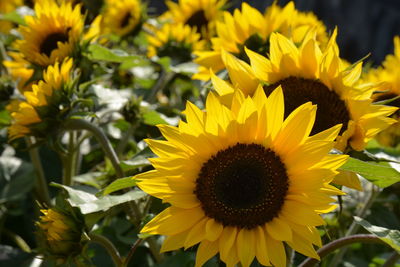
{"left": 363, "top": 36, "right": 400, "bottom": 147}
{"left": 9, "top": 58, "right": 73, "bottom": 140}
{"left": 136, "top": 85, "right": 348, "bottom": 267}
{"left": 212, "top": 31, "right": 397, "bottom": 190}
{"left": 3, "top": 51, "right": 34, "bottom": 93}
{"left": 162, "top": 0, "right": 226, "bottom": 40}
{"left": 193, "top": 2, "right": 328, "bottom": 81}
{"left": 15, "top": 0, "right": 84, "bottom": 67}
{"left": 147, "top": 23, "right": 207, "bottom": 64}
{"left": 101, "top": 0, "right": 142, "bottom": 37}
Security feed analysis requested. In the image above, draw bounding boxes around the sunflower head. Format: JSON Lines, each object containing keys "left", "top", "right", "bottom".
{"left": 15, "top": 0, "right": 84, "bottom": 67}
{"left": 363, "top": 36, "right": 400, "bottom": 147}
{"left": 36, "top": 207, "right": 86, "bottom": 262}
{"left": 136, "top": 85, "right": 348, "bottom": 267}
{"left": 219, "top": 30, "right": 397, "bottom": 153}
{"left": 101, "top": 0, "right": 143, "bottom": 37}
{"left": 147, "top": 23, "right": 207, "bottom": 64}
{"left": 8, "top": 58, "right": 74, "bottom": 140}
{"left": 162, "top": 0, "right": 227, "bottom": 40}
{"left": 193, "top": 2, "right": 329, "bottom": 81}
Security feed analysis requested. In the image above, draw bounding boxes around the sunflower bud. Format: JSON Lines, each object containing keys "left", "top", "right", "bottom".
{"left": 36, "top": 208, "right": 86, "bottom": 262}
{"left": 121, "top": 96, "right": 142, "bottom": 124}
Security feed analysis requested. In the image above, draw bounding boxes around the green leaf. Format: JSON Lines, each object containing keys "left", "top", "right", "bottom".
{"left": 0, "top": 110, "right": 11, "bottom": 126}
{"left": 87, "top": 44, "right": 140, "bottom": 63}
{"left": 0, "top": 155, "right": 35, "bottom": 203}
{"left": 73, "top": 172, "right": 104, "bottom": 189}
{"left": 102, "top": 177, "right": 137, "bottom": 196}
{"left": 354, "top": 216, "right": 400, "bottom": 252}
{"left": 0, "top": 11, "right": 26, "bottom": 26}
{"left": 120, "top": 155, "right": 151, "bottom": 172}
{"left": 338, "top": 157, "right": 400, "bottom": 188}
{"left": 51, "top": 183, "right": 146, "bottom": 214}
{"left": 142, "top": 110, "right": 167, "bottom": 126}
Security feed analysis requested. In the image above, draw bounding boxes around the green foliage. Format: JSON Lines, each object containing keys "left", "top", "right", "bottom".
{"left": 52, "top": 183, "right": 146, "bottom": 214}
{"left": 338, "top": 156, "right": 400, "bottom": 188}
{"left": 355, "top": 216, "right": 400, "bottom": 252}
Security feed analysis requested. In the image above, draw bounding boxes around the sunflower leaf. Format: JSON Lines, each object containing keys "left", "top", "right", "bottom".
{"left": 102, "top": 177, "right": 137, "bottom": 196}
{"left": 86, "top": 44, "right": 141, "bottom": 63}
{"left": 51, "top": 183, "right": 146, "bottom": 214}
{"left": 354, "top": 216, "right": 400, "bottom": 252}
{"left": 338, "top": 157, "right": 400, "bottom": 188}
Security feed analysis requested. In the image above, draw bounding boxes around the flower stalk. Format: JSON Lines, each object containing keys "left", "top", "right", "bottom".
{"left": 88, "top": 233, "right": 123, "bottom": 267}
{"left": 299, "top": 234, "right": 387, "bottom": 267}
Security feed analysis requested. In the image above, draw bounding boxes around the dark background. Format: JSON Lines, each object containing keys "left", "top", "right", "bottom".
{"left": 147, "top": 0, "right": 400, "bottom": 65}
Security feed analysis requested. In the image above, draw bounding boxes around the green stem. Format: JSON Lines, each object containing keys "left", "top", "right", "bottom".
{"left": 116, "top": 124, "right": 136, "bottom": 157}
{"left": 26, "top": 137, "right": 51, "bottom": 206}
{"left": 62, "top": 131, "right": 77, "bottom": 186}
{"left": 64, "top": 119, "right": 124, "bottom": 178}
{"left": 2, "top": 229, "right": 31, "bottom": 253}
{"left": 89, "top": 233, "right": 122, "bottom": 267}
{"left": 382, "top": 252, "right": 400, "bottom": 267}
{"left": 121, "top": 238, "right": 142, "bottom": 267}
{"left": 299, "top": 234, "right": 387, "bottom": 267}
{"left": 329, "top": 186, "right": 379, "bottom": 267}
{"left": 146, "top": 69, "right": 176, "bottom": 103}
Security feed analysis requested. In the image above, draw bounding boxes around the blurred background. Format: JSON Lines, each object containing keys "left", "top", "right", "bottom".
{"left": 147, "top": 0, "right": 400, "bottom": 65}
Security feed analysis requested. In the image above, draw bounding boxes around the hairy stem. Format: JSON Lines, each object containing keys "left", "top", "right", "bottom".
{"left": 2, "top": 229, "right": 31, "bottom": 253}
{"left": 88, "top": 233, "right": 122, "bottom": 267}
{"left": 121, "top": 238, "right": 142, "bottom": 267}
{"left": 299, "top": 234, "right": 386, "bottom": 267}
{"left": 64, "top": 119, "right": 124, "bottom": 178}
{"left": 329, "top": 186, "right": 379, "bottom": 267}
{"left": 62, "top": 131, "right": 77, "bottom": 186}
{"left": 26, "top": 137, "right": 51, "bottom": 206}
{"left": 382, "top": 252, "right": 400, "bottom": 267}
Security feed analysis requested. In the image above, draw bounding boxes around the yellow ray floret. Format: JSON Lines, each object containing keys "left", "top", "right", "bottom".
{"left": 219, "top": 30, "right": 397, "bottom": 153}
{"left": 147, "top": 23, "right": 207, "bottom": 62}
{"left": 193, "top": 1, "right": 328, "bottom": 80}
{"left": 135, "top": 86, "right": 348, "bottom": 267}
{"left": 162, "top": 0, "right": 227, "bottom": 40}
{"left": 15, "top": 0, "right": 84, "bottom": 67}
{"left": 8, "top": 58, "right": 73, "bottom": 140}
{"left": 362, "top": 36, "right": 400, "bottom": 147}
{"left": 101, "top": 0, "right": 142, "bottom": 37}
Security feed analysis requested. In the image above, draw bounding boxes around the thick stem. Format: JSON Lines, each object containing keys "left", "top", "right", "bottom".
{"left": 64, "top": 119, "right": 124, "bottom": 178}
{"left": 121, "top": 238, "right": 142, "bottom": 267}
{"left": 299, "top": 234, "right": 386, "bottom": 267}
{"left": 116, "top": 124, "right": 136, "bottom": 157}
{"left": 329, "top": 186, "right": 379, "bottom": 267}
{"left": 26, "top": 137, "right": 51, "bottom": 206}
{"left": 62, "top": 132, "right": 77, "bottom": 186}
{"left": 2, "top": 229, "right": 31, "bottom": 253}
{"left": 146, "top": 69, "right": 176, "bottom": 103}
{"left": 382, "top": 252, "right": 400, "bottom": 267}
{"left": 89, "top": 233, "right": 122, "bottom": 267}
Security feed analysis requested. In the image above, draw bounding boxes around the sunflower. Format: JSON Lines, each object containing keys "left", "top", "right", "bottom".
{"left": 3, "top": 51, "right": 34, "bottom": 93}
{"left": 101, "top": 0, "right": 143, "bottom": 37}
{"left": 212, "top": 31, "right": 397, "bottom": 190}
{"left": 162, "top": 0, "right": 226, "bottom": 40}
{"left": 147, "top": 23, "right": 207, "bottom": 64}
{"left": 136, "top": 85, "right": 348, "bottom": 267}
{"left": 193, "top": 2, "right": 328, "bottom": 81}
{"left": 15, "top": 0, "right": 84, "bottom": 67}
{"left": 363, "top": 36, "right": 400, "bottom": 147}
{"left": 8, "top": 58, "right": 73, "bottom": 140}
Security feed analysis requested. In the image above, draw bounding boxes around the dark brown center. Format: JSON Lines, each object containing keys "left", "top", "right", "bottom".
{"left": 185, "top": 10, "right": 208, "bottom": 33}
{"left": 121, "top": 12, "right": 131, "bottom": 28}
{"left": 195, "top": 143, "right": 289, "bottom": 229}
{"left": 264, "top": 76, "right": 351, "bottom": 135}
{"left": 40, "top": 32, "right": 69, "bottom": 57}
